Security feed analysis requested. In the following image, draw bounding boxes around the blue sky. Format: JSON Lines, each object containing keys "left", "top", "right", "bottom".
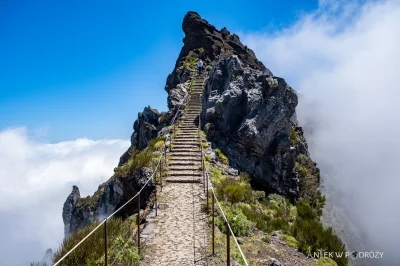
{"left": 0, "top": 0, "right": 318, "bottom": 142}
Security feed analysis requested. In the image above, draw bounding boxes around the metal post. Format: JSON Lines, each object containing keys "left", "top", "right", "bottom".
{"left": 138, "top": 194, "right": 141, "bottom": 248}
{"left": 104, "top": 218, "right": 108, "bottom": 266}
{"left": 170, "top": 129, "right": 172, "bottom": 152}
{"left": 160, "top": 162, "right": 163, "bottom": 192}
{"left": 155, "top": 175, "right": 158, "bottom": 217}
{"left": 203, "top": 157, "right": 205, "bottom": 192}
{"left": 206, "top": 173, "right": 209, "bottom": 213}
{"left": 212, "top": 194, "right": 215, "bottom": 255}
{"left": 226, "top": 221, "right": 230, "bottom": 266}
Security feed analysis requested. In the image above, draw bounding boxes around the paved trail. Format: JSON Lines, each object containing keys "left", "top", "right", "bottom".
{"left": 141, "top": 74, "right": 208, "bottom": 266}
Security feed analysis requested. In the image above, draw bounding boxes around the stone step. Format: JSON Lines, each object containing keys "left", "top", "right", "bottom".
{"left": 170, "top": 151, "right": 201, "bottom": 156}
{"left": 176, "top": 130, "right": 198, "bottom": 133}
{"left": 172, "top": 144, "right": 200, "bottom": 149}
{"left": 174, "top": 132, "right": 198, "bottom": 135}
{"left": 168, "top": 153, "right": 201, "bottom": 163}
{"left": 175, "top": 132, "right": 199, "bottom": 136}
{"left": 173, "top": 136, "right": 199, "bottom": 139}
{"left": 173, "top": 138, "right": 199, "bottom": 142}
{"left": 168, "top": 171, "right": 202, "bottom": 177}
{"left": 165, "top": 179, "right": 201, "bottom": 183}
{"left": 185, "top": 111, "right": 202, "bottom": 113}
{"left": 174, "top": 136, "right": 198, "bottom": 139}
{"left": 168, "top": 161, "right": 200, "bottom": 166}
{"left": 175, "top": 134, "right": 198, "bottom": 137}
{"left": 169, "top": 165, "right": 201, "bottom": 171}
{"left": 173, "top": 140, "right": 199, "bottom": 144}
{"left": 170, "top": 143, "right": 199, "bottom": 148}
{"left": 170, "top": 148, "right": 200, "bottom": 152}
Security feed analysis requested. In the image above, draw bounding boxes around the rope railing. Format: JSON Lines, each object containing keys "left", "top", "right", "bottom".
{"left": 208, "top": 173, "right": 249, "bottom": 266}
{"left": 53, "top": 156, "right": 163, "bottom": 266}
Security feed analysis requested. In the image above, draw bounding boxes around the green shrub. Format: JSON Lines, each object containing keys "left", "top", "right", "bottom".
{"left": 213, "top": 175, "right": 252, "bottom": 204}
{"left": 283, "top": 234, "right": 298, "bottom": 248}
{"left": 312, "top": 258, "right": 338, "bottom": 266}
{"left": 239, "top": 205, "right": 289, "bottom": 233}
{"left": 158, "top": 113, "right": 169, "bottom": 124}
{"left": 261, "top": 235, "right": 270, "bottom": 243}
{"left": 292, "top": 201, "right": 347, "bottom": 266}
{"left": 179, "top": 51, "right": 198, "bottom": 70}
{"left": 206, "top": 65, "right": 212, "bottom": 71}
{"left": 290, "top": 129, "right": 299, "bottom": 145}
{"left": 296, "top": 154, "right": 325, "bottom": 216}
{"left": 114, "top": 147, "right": 154, "bottom": 177}
{"left": 224, "top": 184, "right": 245, "bottom": 203}
{"left": 215, "top": 148, "right": 229, "bottom": 164}
{"left": 194, "top": 47, "right": 205, "bottom": 53}
{"left": 215, "top": 204, "right": 251, "bottom": 236}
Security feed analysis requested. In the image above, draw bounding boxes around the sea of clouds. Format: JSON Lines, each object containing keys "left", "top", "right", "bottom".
{"left": 243, "top": 0, "right": 400, "bottom": 265}
{"left": 0, "top": 127, "right": 129, "bottom": 266}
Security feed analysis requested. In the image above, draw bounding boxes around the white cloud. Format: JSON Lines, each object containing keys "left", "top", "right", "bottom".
{"left": 242, "top": 0, "right": 400, "bottom": 265}
{"left": 0, "top": 127, "right": 129, "bottom": 266}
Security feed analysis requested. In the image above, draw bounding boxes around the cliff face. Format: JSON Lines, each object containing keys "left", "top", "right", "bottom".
{"left": 62, "top": 168, "right": 155, "bottom": 237}
{"left": 202, "top": 56, "right": 303, "bottom": 198}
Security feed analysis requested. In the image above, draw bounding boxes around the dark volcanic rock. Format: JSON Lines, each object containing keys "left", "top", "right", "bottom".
{"left": 165, "top": 11, "right": 272, "bottom": 111}
{"left": 62, "top": 185, "right": 80, "bottom": 238}
{"left": 202, "top": 55, "right": 303, "bottom": 198}
{"left": 62, "top": 168, "right": 155, "bottom": 237}
{"left": 119, "top": 106, "right": 168, "bottom": 166}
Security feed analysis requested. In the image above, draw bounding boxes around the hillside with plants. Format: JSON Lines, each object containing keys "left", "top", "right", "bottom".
{"left": 53, "top": 11, "right": 347, "bottom": 266}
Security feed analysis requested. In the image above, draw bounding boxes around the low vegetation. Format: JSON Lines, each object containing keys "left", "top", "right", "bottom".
{"left": 53, "top": 217, "right": 140, "bottom": 266}
{"left": 207, "top": 154, "right": 348, "bottom": 265}
{"left": 296, "top": 154, "right": 326, "bottom": 216}
{"left": 292, "top": 201, "right": 347, "bottom": 266}
{"left": 214, "top": 148, "right": 229, "bottom": 164}
{"left": 114, "top": 147, "right": 154, "bottom": 177}
{"left": 114, "top": 137, "right": 164, "bottom": 178}
{"left": 178, "top": 50, "right": 199, "bottom": 70}
{"left": 312, "top": 257, "right": 338, "bottom": 266}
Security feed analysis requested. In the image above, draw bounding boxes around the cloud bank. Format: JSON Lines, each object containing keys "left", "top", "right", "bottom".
{"left": 242, "top": 0, "right": 400, "bottom": 265}
{"left": 0, "top": 127, "right": 129, "bottom": 266}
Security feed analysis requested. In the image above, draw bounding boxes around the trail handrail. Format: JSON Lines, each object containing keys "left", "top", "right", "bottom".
{"left": 208, "top": 172, "right": 249, "bottom": 266}
{"left": 53, "top": 157, "right": 162, "bottom": 266}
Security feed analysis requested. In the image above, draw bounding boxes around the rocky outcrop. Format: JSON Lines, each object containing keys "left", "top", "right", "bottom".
{"left": 62, "top": 168, "right": 155, "bottom": 237}
{"left": 62, "top": 185, "right": 80, "bottom": 238}
{"left": 165, "top": 11, "right": 272, "bottom": 111}
{"left": 119, "top": 106, "right": 168, "bottom": 166}
{"left": 202, "top": 55, "right": 309, "bottom": 199}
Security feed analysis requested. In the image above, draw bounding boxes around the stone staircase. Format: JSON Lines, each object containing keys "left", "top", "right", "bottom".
{"left": 140, "top": 73, "right": 207, "bottom": 266}
{"left": 167, "top": 74, "right": 204, "bottom": 183}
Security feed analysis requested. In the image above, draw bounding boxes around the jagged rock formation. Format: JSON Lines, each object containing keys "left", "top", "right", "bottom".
{"left": 202, "top": 55, "right": 307, "bottom": 198}
{"left": 165, "top": 11, "right": 272, "bottom": 111}
{"left": 62, "top": 185, "right": 80, "bottom": 238}
{"left": 62, "top": 168, "right": 155, "bottom": 237}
